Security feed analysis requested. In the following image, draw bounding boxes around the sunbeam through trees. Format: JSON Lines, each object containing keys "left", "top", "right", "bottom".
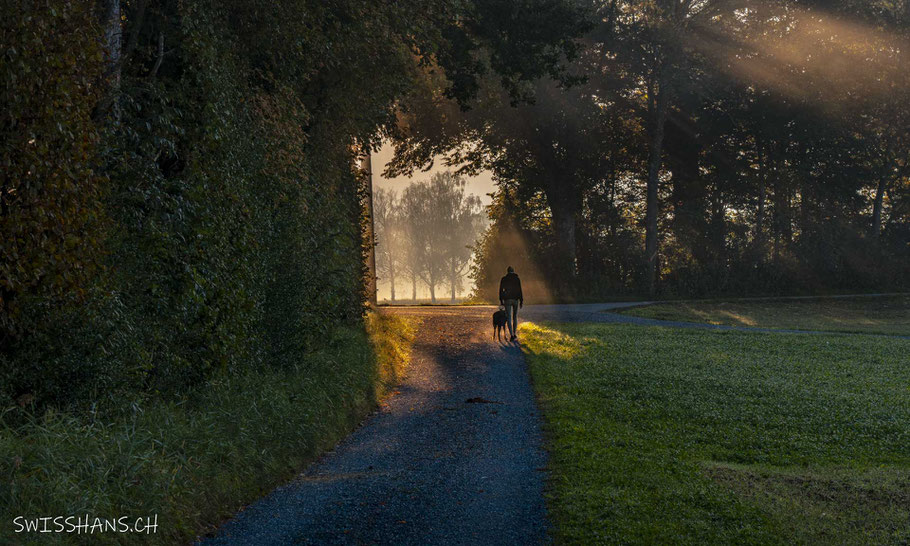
{"left": 392, "top": 0, "right": 910, "bottom": 302}
{"left": 1, "top": 0, "right": 909, "bottom": 542}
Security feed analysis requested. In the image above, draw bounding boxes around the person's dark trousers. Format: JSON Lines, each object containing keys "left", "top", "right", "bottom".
{"left": 503, "top": 299, "right": 520, "bottom": 338}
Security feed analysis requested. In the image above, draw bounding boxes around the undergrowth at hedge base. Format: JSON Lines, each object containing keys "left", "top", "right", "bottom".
{"left": 0, "top": 313, "right": 417, "bottom": 545}
{"left": 521, "top": 322, "right": 909, "bottom": 545}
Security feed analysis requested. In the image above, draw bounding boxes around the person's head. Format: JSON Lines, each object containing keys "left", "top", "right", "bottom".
{"left": 507, "top": 266, "right": 514, "bottom": 274}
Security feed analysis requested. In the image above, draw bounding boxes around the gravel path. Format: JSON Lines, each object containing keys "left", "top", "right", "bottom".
{"left": 202, "top": 307, "right": 549, "bottom": 545}
{"left": 202, "top": 302, "right": 902, "bottom": 545}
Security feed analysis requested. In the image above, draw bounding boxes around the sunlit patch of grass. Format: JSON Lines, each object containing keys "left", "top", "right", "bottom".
{"left": 0, "top": 313, "right": 417, "bottom": 545}
{"left": 521, "top": 321, "right": 910, "bottom": 544}
{"left": 620, "top": 295, "right": 910, "bottom": 336}
{"left": 519, "top": 323, "right": 584, "bottom": 360}
{"left": 715, "top": 310, "right": 758, "bottom": 327}
{"left": 367, "top": 312, "right": 419, "bottom": 396}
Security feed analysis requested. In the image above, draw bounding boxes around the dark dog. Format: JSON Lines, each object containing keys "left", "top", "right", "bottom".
{"left": 492, "top": 307, "right": 508, "bottom": 341}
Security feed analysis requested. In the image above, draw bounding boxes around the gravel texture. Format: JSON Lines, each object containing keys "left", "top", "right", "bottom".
{"left": 202, "top": 307, "right": 550, "bottom": 545}
{"left": 202, "top": 302, "right": 899, "bottom": 545}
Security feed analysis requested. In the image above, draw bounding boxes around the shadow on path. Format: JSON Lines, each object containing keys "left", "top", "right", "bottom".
{"left": 202, "top": 310, "right": 549, "bottom": 545}
{"left": 203, "top": 301, "right": 904, "bottom": 544}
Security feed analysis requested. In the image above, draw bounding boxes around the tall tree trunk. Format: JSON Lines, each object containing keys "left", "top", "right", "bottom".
{"left": 667, "top": 111, "right": 704, "bottom": 261}
{"left": 886, "top": 186, "right": 900, "bottom": 229}
{"left": 542, "top": 179, "right": 579, "bottom": 285}
{"left": 429, "top": 282, "right": 436, "bottom": 303}
{"left": 362, "top": 154, "right": 377, "bottom": 306}
{"left": 552, "top": 205, "right": 577, "bottom": 272}
{"left": 710, "top": 187, "right": 726, "bottom": 258}
{"left": 450, "top": 262, "right": 457, "bottom": 302}
{"left": 645, "top": 70, "right": 670, "bottom": 297}
{"left": 389, "top": 260, "right": 396, "bottom": 302}
{"left": 783, "top": 185, "right": 793, "bottom": 246}
{"left": 411, "top": 276, "right": 416, "bottom": 301}
{"left": 772, "top": 177, "right": 791, "bottom": 262}
{"left": 755, "top": 138, "right": 767, "bottom": 256}
{"left": 871, "top": 176, "right": 888, "bottom": 238}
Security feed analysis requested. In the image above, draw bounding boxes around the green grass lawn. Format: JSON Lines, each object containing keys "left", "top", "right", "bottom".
{"left": 618, "top": 295, "right": 910, "bottom": 336}
{"left": 521, "top": 322, "right": 910, "bottom": 545}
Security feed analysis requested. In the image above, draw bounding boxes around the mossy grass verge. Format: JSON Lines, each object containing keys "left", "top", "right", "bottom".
{"left": 521, "top": 322, "right": 909, "bottom": 544}
{"left": 0, "top": 313, "right": 418, "bottom": 545}
{"left": 618, "top": 294, "right": 910, "bottom": 336}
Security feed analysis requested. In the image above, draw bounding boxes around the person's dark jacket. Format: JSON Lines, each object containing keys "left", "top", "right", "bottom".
{"left": 499, "top": 272, "right": 523, "bottom": 304}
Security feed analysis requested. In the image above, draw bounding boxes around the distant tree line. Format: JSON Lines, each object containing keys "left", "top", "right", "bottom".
{"left": 374, "top": 173, "right": 485, "bottom": 303}
{"left": 0, "top": 0, "right": 587, "bottom": 410}
{"left": 391, "top": 0, "right": 910, "bottom": 301}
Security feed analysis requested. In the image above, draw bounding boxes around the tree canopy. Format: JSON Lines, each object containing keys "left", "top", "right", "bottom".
{"left": 391, "top": 0, "right": 910, "bottom": 300}
{"left": 0, "top": 0, "right": 586, "bottom": 409}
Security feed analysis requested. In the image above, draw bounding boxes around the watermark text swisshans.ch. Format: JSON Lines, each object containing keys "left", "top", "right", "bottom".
{"left": 13, "top": 514, "right": 158, "bottom": 534}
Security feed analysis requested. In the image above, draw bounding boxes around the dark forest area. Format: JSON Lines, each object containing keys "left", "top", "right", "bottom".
{"left": 388, "top": 1, "right": 910, "bottom": 302}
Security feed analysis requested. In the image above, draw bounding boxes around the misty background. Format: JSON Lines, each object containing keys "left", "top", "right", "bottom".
{"left": 373, "top": 143, "right": 493, "bottom": 302}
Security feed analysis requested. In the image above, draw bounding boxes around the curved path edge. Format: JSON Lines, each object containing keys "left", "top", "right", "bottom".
{"left": 517, "top": 303, "right": 910, "bottom": 339}
{"left": 201, "top": 307, "right": 550, "bottom": 545}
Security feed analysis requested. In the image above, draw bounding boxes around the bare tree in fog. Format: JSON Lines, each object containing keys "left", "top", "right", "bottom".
{"left": 377, "top": 172, "right": 485, "bottom": 302}
{"left": 437, "top": 177, "right": 485, "bottom": 301}
{"left": 401, "top": 179, "right": 446, "bottom": 302}
{"left": 374, "top": 188, "right": 401, "bottom": 301}
{"left": 399, "top": 229, "right": 420, "bottom": 301}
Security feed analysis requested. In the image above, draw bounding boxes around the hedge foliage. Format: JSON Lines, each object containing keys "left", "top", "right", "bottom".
{"left": 0, "top": 0, "right": 379, "bottom": 410}
{"left": 1, "top": 0, "right": 586, "bottom": 411}
{"left": 1, "top": 3, "right": 107, "bottom": 340}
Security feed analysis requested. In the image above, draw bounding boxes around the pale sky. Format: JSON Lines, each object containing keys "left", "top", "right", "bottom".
{"left": 371, "top": 142, "right": 496, "bottom": 206}
{"left": 371, "top": 141, "right": 496, "bottom": 301}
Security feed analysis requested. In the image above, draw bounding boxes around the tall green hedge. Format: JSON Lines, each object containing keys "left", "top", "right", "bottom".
{"left": 1, "top": 2, "right": 107, "bottom": 341}
{"left": 1, "top": 1, "right": 369, "bottom": 410}
{"left": 1, "top": 0, "right": 586, "bottom": 411}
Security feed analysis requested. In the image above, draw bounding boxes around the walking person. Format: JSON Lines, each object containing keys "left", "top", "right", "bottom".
{"left": 499, "top": 266, "right": 523, "bottom": 342}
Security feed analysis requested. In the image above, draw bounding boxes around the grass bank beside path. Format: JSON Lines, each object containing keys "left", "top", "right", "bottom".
{"left": 521, "top": 322, "right": 910, "bottom": 545}
{"left": 0, "top": 313, "right": 417, "bottom": 545}
{"left": 619, "top": 294, "right": 910, "bottom": 336}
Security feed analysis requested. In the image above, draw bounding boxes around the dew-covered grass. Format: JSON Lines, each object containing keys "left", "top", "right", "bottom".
{"left": 521, "top": 322, "right": 909, "bottom": 545}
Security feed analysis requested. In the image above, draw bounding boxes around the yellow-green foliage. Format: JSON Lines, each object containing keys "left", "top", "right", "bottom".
{"left": 0, "top": 313, "right": 416, "bottom": 545}
{"left": 366, "top": 312, "right": 419, "bottom": 395}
